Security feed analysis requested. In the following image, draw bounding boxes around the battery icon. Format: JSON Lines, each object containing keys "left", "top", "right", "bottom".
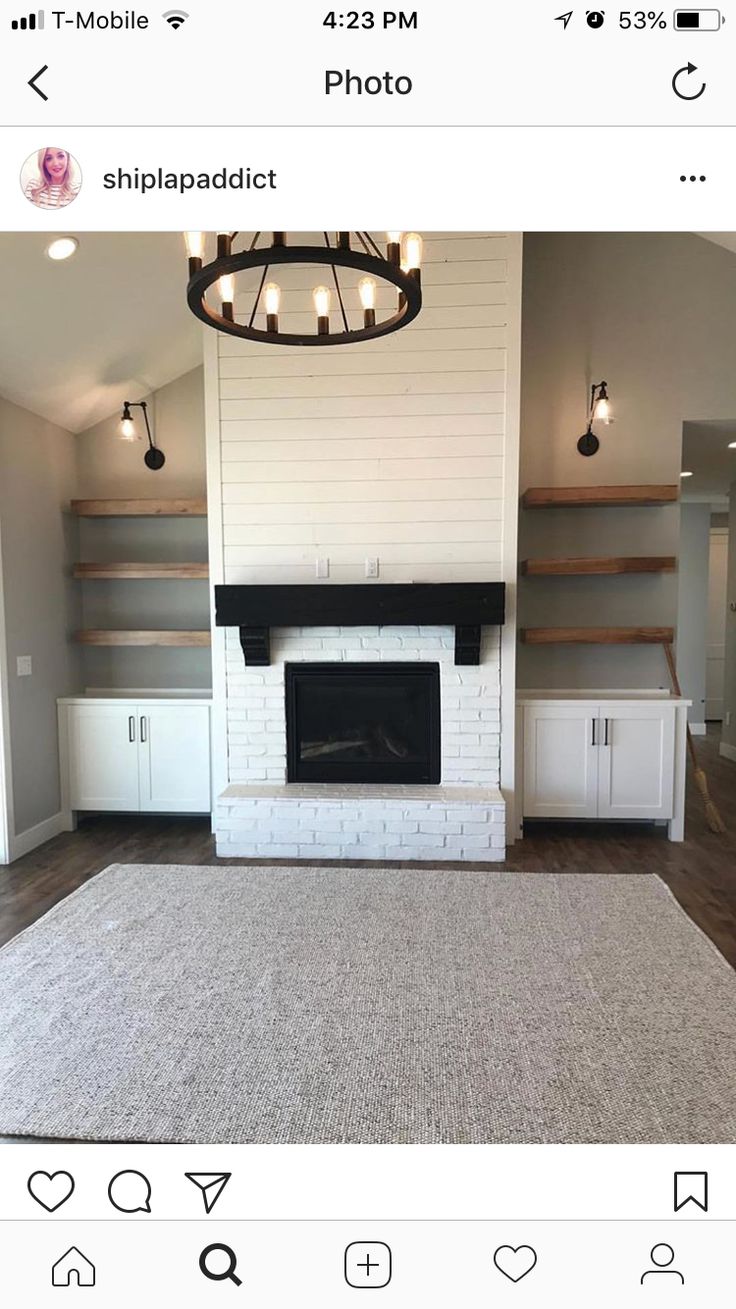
{"left": 674, "top": 9, "right": 723, "bottom": 28}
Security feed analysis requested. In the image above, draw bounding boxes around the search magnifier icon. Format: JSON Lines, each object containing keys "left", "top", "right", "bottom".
{"left": 199, "top": 1243, "right": 242, "bottom": 1286}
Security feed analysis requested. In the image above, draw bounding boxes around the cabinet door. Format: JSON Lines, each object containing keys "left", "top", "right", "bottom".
{"left": 138, "top": 705, "right": 211, "bottom": 813}
{"left": 597, "top": 705, "right": 676, "bottom": 820}
{"left": 67, "top": 705, "right": 140, "bottom": 810}
{"left": 523, "top": 705, "right": 599, "bottom": 818}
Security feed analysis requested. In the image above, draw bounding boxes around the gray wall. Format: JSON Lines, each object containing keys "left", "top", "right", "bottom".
{"left": 519, "top": 232, "right": 736, "bottom": 689}
{"left": 0, "top": 398, "right": 81, "bottom": 836}
{"left": 676, "top": 503, "right": 710, "bottom": 727}
{"left": 723, "top": 483, "right": 736, "bottom": 752}
{"left": 75, "top": 367, "right": 210, "bottom": 689}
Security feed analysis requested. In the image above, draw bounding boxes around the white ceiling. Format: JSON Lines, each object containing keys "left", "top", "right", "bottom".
{"left": 0, "top": 233, "right": 202, "bottom": 433}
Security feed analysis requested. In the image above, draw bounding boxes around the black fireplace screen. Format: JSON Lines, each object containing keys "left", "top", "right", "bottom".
{"left": 285, "top": 662, "right": 441, "bottom": 784}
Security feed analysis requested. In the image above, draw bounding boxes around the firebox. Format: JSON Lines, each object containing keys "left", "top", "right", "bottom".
{"left": 285, "top": 662, "right": 441, "bottom": 784}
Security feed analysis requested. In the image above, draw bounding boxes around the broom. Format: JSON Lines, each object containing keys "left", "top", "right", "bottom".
{"left": 663, "top": 641, "right": 726, "bottom": 834}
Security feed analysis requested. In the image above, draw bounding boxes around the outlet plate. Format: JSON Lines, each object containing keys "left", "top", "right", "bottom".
{"left": 315, "top": 557, "right": 329, "bottom": 579}
{"left": 16, "top": 655, "right": 32, "bottom": 677}
{"left": 365, "top": 557, "right": 379, "bottom": 579}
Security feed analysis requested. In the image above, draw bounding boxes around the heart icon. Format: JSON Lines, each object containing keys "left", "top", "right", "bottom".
{"left": 27, "top": 1171, "right": 75, "bottom": 1212}
{"left": 493, "top": 1244, "right": 538, "bottom": 1282}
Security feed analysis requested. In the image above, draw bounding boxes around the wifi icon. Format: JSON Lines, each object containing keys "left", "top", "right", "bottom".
{"left": 162, "top": 8, "right": 188, "bottom": 28}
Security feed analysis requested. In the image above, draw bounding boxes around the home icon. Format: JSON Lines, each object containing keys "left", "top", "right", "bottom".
{"left": 52, "top": 1247, "right": 96, "bottom": 1287}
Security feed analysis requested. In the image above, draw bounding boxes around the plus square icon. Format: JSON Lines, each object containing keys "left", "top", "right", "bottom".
{"left": 345, "top": 1242, "right": 392, "bottom": 1288}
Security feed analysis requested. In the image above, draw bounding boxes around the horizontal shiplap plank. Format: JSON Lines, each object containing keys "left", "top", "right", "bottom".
{"left": 218, "top": 328, "right": 506, "bottom": 357}
{"left": 223, "top": 561, "right": 505, "bottom": 584}
{"left": 222, "top": 457, "right": 503, "bottom": 484}
{"left": 220, "top": 434, "right": 502, "bottom": 465}
{"left": 219, "top": 369, "right": 506, "bottom": 402}
{"left": 224, "top": 520, "right": 502, "bottom": 547}
{"left": 222, "top": 499, "right": 503, "bottom": 526}
{"left": 221, "top": 477, "right": 504, "bottom": 505}
{"left": 218, "top": 349, "right": 502, "bottom": 379}
{"left": 223, "top": 540, "right": 503, "bottom": 566}
{"left": 221, "top": 413, "right": 501, "bottom": 443}
{"left": 230, "top": 304, "right": 508, "bottom": 334}
{"left": 220, "top": 394, "right": 504, "bottom": 422}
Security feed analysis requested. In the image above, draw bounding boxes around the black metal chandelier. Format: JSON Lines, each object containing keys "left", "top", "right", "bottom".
{"left": 184, "top": 231, "right": 423, "bottom": 346}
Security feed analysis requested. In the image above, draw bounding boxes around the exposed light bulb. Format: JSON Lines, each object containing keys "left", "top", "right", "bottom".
{"left": 184, "top": 231, "right": 204, "bottom": 259}
{"left": 119, "top": 416, "right": 137, "bottom": 441}
{"left": 680, "top": 470, "right": 693, "bottom": 478}
{"left": 594, "top": 396, "right": 611, "bottom": 424}
{"left": 219, "top": 274, "right": 235, "bottom": 305}
{"left": 387, "top": 231, "right": 402, "bottom": 244}
{"left": 728, "top": 441, "right": 736, "bottom": 449}
{"left": 358, "top": 277, "right": 377, "bottom": 311}
{"left": 313, "top": 285, "right": 331, "bottom": 318}
{"left": 264, "top": 282, "right": 281, "bottom": 315}
{"left": 404, "top": 232, "right": 423, "bottom": 270}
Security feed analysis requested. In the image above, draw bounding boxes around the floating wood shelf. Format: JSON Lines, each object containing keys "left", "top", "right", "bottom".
{"left": 521, "top": 556, "right": 677, "bottom": 577}
{"left": 73, "top": 562, "right": 209, "bottom": 580}
{"left": 521, "top": 626, "right": 674, "bottom": 645}
{"left": 73, "top": 630, "right": 211, "bottom": 647}
{"left": 70, "top": 498, "right": 207, "bottom": 517}
{"left": 521, "top": 485, "right": 679, "bottom": 509}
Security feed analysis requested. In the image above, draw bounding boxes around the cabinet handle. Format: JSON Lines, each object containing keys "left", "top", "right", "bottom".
{"left": 604, "top": 717, "right": 610, "bottom": 747}
{"left": 128, "top": 715, "right": 136, "bottom": 743}
{"left": 591, "top": 718, "right": 597, "bottom": 747}
{"left": 140, "top": 716, "right": 147, "bottom": 743}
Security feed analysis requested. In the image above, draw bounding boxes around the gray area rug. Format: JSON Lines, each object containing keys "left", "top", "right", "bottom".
{"left": 1, "top": 864, "right": 735, "bottom": 1143}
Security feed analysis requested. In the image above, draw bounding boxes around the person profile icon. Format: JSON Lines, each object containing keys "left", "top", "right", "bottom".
{"left": 641, "top": 1243, "right": 684, "bottom": 1285}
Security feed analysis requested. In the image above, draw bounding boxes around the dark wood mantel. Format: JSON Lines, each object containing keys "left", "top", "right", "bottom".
{"left": 215, "top": 582, "right": 505, "bottom": 666}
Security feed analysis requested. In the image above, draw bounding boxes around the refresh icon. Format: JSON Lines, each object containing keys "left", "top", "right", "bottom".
{"left": 672, "top": 62, "right": 706, "bottom": 99}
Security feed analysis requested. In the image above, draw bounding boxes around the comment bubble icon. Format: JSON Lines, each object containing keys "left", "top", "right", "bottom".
{"left": 108, "top": 1170, "right": 152, "bottom": 1214}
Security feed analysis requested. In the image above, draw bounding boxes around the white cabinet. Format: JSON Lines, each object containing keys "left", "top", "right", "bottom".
{"left": 522, "top": 704, "right": 599, "bottom": 819}
{"left": 596, "top": 705, "right": 675, "bottom": 820}
{"left": 59, "top": 697, "right": 211, "bottom": 816}
{"left": 519, "top": 694, "right": 689, "bottom": 841}
{"left": 66, "top": 703, "right": 141, "bottom": 812}
{"left": 138, "top": 705, "right": 211, "bottom": 813}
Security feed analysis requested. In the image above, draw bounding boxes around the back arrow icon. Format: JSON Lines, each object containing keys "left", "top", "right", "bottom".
{"left": 672, "top": 62, "right": 706, "bottom": 100}
{"left": 28, "top": 65, "right": 49, "bottom": 100}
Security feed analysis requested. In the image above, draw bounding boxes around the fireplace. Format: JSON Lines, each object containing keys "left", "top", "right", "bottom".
{"left": 285, "top": 662, "right": 441, "bottom": 784}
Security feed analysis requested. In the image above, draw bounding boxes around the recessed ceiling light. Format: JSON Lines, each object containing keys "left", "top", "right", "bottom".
{"left": 680, "top": 470, "right": 693, "bottom": 478}
{"left": 46, "top": 237, "right": 79, "bottom": 262}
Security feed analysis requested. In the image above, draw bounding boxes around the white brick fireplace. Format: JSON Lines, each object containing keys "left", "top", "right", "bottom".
{"left": 205, "top": 232, "right": 522, "bottom": 862}
{"left": 216, "top": 623, "right": 505, "bottom": 860}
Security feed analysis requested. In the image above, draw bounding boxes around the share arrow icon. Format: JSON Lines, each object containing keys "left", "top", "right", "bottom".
{"left": 185, "top": 1172, "right": 232, "bottom": 1214}
{"left": 556, "top": 10, "right": 573, "bottom": 28}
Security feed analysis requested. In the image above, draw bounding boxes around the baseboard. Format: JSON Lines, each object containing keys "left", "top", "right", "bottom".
{"left": 8, "top": 810, "right": 67, "bottom": 863}
{"left": 719, "top": 741, "right": 736, "bottom": 764}
{"left": 690, "top": 722, "right": 707, "bottom": 737}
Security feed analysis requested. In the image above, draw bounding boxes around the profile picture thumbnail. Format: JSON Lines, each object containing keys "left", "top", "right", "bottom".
{"left": 21, "top": 146, "right": 82, "bottom": 210}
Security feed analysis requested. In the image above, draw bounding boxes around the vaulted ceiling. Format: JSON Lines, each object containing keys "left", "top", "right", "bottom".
{"left": 0, "top": 233, "right": 202, "bottom": 433}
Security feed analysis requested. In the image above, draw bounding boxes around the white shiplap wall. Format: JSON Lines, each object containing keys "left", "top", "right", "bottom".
{"left": 206, "top": 232, "right": 522, "bottom": 823}
{"left": 216, "top": 234, "right": 513, "bottom": 585}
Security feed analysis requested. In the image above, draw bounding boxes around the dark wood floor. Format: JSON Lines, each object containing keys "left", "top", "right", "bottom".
{"left": 2, "top": 725, "right": 736, "bottom": 964}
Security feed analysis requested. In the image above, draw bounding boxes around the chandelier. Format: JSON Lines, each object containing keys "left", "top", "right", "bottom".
{"left": 184, "top": 231, "right": 423, "bottom": 346}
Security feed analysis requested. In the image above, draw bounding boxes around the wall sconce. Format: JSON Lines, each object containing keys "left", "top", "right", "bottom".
{"left": 578, "top": 380, "right": 611, "bottom": 456}
{"left": 119, "top": 400, "right": 166, "bottom": 470}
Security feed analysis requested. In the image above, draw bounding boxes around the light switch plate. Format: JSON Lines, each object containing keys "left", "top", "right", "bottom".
{"left": 316, "top": 557, "right": 329, "bottom": 579}
{"left": 16, "top": 655, "right": 32, "bottom": 676}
